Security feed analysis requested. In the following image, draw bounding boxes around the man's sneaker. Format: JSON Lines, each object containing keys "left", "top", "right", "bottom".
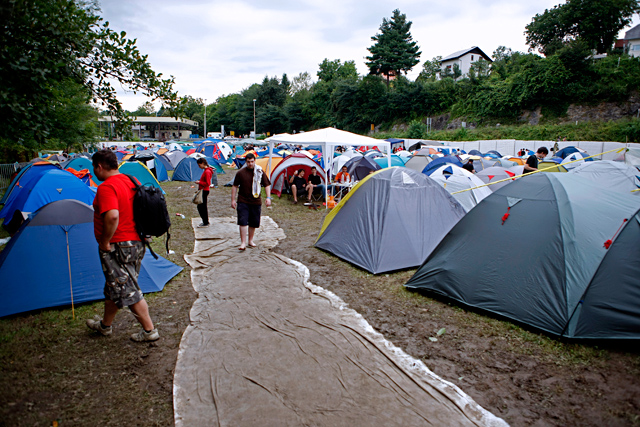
{"left": 197, "top": 223, "right": 209, "bottom": 228}
{"left": 86, "top": 315, "right": 112, "bottom": 336}
{"left": 131, "top": 328, "right": 160, "bottom": 342}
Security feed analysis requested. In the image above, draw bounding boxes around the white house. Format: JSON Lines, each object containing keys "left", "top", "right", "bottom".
{"left": 624, "top": 24, "right": 640, "bottom": 57}
{"left": 439, "top": 46, "right": 492, "bottom": 79}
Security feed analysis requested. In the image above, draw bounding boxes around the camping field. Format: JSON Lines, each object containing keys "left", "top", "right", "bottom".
{"left": 1, "top": 168, "right": 640, "bottom": 426}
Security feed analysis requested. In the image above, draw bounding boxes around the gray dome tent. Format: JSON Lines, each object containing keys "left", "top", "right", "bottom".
{"left": 405, "top": 173, "right": 640, "bottom": 339}
{"left": 315, "top": 168, "right": 466, "bottom": 274}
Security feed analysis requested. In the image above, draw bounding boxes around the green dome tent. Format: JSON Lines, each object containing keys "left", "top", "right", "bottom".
{"left": 405, "top": 173, "right": 640, "bottom": 339}
{"left": 118, "top": 161, "right": 165, "bottom": 194}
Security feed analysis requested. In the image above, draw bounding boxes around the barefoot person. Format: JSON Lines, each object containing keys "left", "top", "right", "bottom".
{"left": 231, "top": 153, "right": 271, "bottom": 250}
{"left": 86, "top": 149, "right": 159, "bottom": 342}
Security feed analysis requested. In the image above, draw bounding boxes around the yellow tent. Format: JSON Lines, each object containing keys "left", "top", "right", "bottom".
{"left": 255, "top": 157, "right": 283, "bottom": 177}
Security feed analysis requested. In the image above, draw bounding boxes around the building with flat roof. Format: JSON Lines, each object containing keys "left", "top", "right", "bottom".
{"left": 98, "top": 116, "right": 199, "bottom": 141}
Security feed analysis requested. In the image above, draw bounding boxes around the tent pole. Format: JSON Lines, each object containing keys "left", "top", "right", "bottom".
{"left": 267, "top": 140, "right": 273, "bottom": 181}
{"left": 324, "top": 143, "right": 331, "bottom": 209}
{"left": 66, "top": 231, "right": 75, "bottom": 320}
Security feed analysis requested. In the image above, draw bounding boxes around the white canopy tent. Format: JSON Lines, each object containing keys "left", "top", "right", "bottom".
{"left": 267, "top": 128, "right": 391, "bottom": 208}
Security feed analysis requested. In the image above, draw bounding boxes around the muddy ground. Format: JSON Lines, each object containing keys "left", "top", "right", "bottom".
{"left": 1, "top": 168, "right": 640, "bottom": 426}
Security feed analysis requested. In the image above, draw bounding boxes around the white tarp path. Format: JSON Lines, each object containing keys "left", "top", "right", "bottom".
{"left": 174, "top": 217, "right": 507, "bottom": 427}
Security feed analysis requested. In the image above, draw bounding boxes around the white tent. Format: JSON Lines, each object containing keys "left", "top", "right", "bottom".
{"left": 268, "top": 128, "right": 391, "bottom": 208}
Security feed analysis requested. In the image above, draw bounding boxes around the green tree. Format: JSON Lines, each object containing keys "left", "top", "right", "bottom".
{"left": 317, "top": 59, "right": 358, "bottom": 82}
{"left": 0, "top": 0, "right": 179, "bottom": 146}
{"left": 365, "top": 9, "right": 421, "bottom": 85}
{"left": 131, "top": 101, "right": 157, "bottom": 117}
{"left": 290, "top": 72, "right": 312, "bottom": 94}
{"left": 417, "top": 56, "right": 442, "bottom": 82}
{"left": 525, "top": 0, "right": 640, "bottom": 55}
{"left": 452, "top": 63, "right": 462, "bottom": 80}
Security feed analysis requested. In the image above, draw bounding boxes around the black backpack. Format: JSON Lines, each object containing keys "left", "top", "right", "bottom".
{"left": 125, "top": 175, "right": 171, "bottom": 259}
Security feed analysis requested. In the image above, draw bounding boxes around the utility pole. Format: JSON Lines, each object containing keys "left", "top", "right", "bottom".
{"left": 203, "top": 99, "right": 207, "bottom": 138}
{"left": 253, "top": 99, "right": 257, "bottom": 138}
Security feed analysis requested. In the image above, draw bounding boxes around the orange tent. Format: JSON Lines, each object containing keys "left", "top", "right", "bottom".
{"left": 255, "top": 157, "right": 283, "bottom": 177}
{"left": 508, "top": 157, "right": 524, "bottom": 165}
{"left": 156, "top": 148, "right": 168, "bottom": 155}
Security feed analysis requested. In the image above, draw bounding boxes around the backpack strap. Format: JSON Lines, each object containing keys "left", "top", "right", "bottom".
{"left": 124, "top": 174, "right": 160, "bottom": 260}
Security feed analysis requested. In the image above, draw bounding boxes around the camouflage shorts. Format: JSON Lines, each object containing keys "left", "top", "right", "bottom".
{"left": 99, "top": 240, "right": 145, "bottom": 308}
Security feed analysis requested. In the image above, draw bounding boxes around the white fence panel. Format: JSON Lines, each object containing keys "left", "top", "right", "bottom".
{"left": 478, "top": 140, "right": 497, "bottom": 153}
{"left": 495, "top": 140, "right": 516, "bottom": 157}
{"left": 462, "top": 141, "right": 480, "bottom": 152}
{"left": 602, "top": 142, "right": 627, "bottom": 160}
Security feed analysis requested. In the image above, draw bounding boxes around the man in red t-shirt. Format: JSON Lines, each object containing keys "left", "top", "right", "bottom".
{"left": 86, "top": 150, "right": 159, "bottom": 342}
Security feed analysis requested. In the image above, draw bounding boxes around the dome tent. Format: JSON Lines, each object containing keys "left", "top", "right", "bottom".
{"left": 568, "top": 160, "right": 640, "bottom": 193}
{"left": 62, "top": 157, "right": 100, "bottom": 185}
{"left": 0, "top": 162, "right": 60, "bottom": 206}
{"left": 172, "top": 157, "right": 220, "bottom": 186}
{"left": 0, "top": 167, "right": 96, "bottom": 229}
{"left": 270, "top": 153, "right": 326, "bottom": 197}
{"left": 343, "top": 155, "right": 381, "bottom": 180}
{"left": 405, "top": 173, "right": 640, "bottom": 339}
{"left": 427, "top": 165, "right": 492, "bottom": 213}
{"left": 0, "top": 200, "right": 182, "bottom": 317}
{"left": 118, "top": 161, "right": 165, "bottom": 193}
{"left": 316, "top": 168, "right": 466, "bottom": 274}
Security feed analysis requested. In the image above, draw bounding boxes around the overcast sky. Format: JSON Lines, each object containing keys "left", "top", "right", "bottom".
{"left": 98, "top": 0, "right": 640, "bottom": 111}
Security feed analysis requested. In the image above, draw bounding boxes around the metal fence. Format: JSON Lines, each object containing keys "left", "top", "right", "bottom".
{"left": 0, "top": 162, "right": 29, "bottom": 193}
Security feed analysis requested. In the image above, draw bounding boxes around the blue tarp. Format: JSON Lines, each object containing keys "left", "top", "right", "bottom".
{"left": 373, "top": 155, "right": 405, "bottom": 169}
{"left": 0, "top": 200, "right": 182, "bottom": 317}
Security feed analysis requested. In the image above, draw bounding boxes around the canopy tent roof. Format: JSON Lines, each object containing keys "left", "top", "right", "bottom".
{"left": 268, "top": 128, "right": 391, "bottom": 167}
{"left": 268, "top": 128, "right": 392, "bottom": 207}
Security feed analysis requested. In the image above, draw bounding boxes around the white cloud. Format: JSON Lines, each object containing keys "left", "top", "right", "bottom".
{"left": 98, "top": 0, "right": 640, "bottom": 111}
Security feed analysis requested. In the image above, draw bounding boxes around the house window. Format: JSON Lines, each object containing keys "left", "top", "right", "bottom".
{"left": 633, "top": 44, "right": 640, "bottom": 51}
{"left": 471, "top": 55, "right": 474, "bottom": 60}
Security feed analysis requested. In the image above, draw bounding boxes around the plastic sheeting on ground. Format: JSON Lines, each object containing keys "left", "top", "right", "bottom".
{"left": 174, "top": 216, "right": 506, "bottom": 427}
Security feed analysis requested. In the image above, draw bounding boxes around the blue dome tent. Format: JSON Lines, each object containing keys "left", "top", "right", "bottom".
{"left": 0, "top": 200, "right": 182, "bottom": 317}
{"left": 0, "top": 168, "right": 96, "bottom": 228}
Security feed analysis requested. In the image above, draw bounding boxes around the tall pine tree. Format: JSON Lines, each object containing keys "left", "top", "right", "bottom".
{"left": 366, "top": 10, "right": 421, "bottom": 86}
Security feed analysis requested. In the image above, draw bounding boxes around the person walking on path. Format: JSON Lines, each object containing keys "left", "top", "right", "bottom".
{"left": 523, "top": 147, "right": 549, "bottom": 174}
{"left": 86, "top": 149, "right": 159, "bottom": 342}
{"left": 231, "top": 153, "right": 271, "bottom": 251}
{"left": 194, "top": 157, "right": 213, "bottom": 228}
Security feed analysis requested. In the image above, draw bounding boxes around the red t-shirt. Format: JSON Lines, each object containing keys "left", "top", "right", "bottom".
{"left": 93, "top": 173, "right": 141, "bottom": 243}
